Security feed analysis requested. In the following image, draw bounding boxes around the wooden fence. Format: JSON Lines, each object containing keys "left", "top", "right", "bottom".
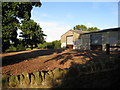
{"left": 106, "top": 44, "right": 120, "bottom": 54}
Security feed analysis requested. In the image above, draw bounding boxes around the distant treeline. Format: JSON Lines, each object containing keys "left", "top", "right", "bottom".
{"left": 6, "top": 40, "right": 61, "bottom": 52}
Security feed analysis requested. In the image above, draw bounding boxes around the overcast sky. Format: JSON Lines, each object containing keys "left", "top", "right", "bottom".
{"left": 30, "top": 2, "right": 118, "bottom": 42}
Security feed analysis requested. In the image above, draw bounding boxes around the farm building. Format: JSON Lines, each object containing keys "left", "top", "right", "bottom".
{"left": 61, "top": 27, "right": 120, "bottom": 51}
{"left": 61, "top": 30, "right": 90, "bottom": 49}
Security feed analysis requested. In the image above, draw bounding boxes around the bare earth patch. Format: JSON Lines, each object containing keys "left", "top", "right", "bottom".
{"left": 0, "top": 49, "right": 113, "bottom": 76}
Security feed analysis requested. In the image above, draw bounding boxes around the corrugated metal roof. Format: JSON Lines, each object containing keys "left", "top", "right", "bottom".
{"left": 81, "top": 27, "right": 120, "bottom": 35}
{"left": 61, "top": 27, "right": 120, "bottom": 37}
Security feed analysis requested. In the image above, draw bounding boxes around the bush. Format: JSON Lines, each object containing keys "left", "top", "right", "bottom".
{"left": 37, "top": 43, "right": 47, "bottom": 49}
{"left": 52, "top": 40, "right": 61, "bottom": 49}
{"left": 6, "top": 44, "right": 26, "bottom": 52}
{"left": 46, "top": 42, "right": 54, "bottom": 49}
{"left": 17, "top": 44, "right": 26, "bottom": 51}
{"left": 26, "top": 48, "right": 31, "bottom": 51}
{"left": 6, "top": 46, "right": 17, "bottom": 52}
{"left": 37, "top": 40, "right": 61, "bottom": 49}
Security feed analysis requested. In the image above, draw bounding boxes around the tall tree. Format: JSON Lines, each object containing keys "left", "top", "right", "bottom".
{"left": 20, "top": 19, "right": 46, "bottom": 49}
{"left": 2, "top": 2, "right": 41, "bottom": 52}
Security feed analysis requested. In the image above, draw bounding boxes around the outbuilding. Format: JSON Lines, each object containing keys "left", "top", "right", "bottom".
{"left": 61, "top": 27, "right": 120, "bottom": 51}
{"left": 61, "top": 30, "right": 89, "bottom": 49}
{"left": 75, "top": 27, "right": 120, "bottom": 51}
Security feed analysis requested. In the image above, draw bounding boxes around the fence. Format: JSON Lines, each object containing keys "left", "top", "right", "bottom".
{"left": 106, "top": 44, "right": 120, "bottom": 54}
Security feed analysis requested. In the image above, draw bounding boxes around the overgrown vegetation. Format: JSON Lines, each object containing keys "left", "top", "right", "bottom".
{"left": 37, "top": 40, "right": 61, "bottom": 49}
{"left": 5, "top": 40, "right": 61, "bottom": 52}
{"left": 6, "top": 44, "right": 26, "bottom": 52}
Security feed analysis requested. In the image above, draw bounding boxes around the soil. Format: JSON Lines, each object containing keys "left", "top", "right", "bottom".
{"left": 0, "top": 49, "right": 118, "bottom": 76}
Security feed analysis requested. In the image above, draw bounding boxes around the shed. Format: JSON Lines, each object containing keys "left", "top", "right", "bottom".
{"left": 80, "top": 27, "right": 120, "bottom": 51}
{"left": 61, "top": 30, "right": 89, "bottom": 49}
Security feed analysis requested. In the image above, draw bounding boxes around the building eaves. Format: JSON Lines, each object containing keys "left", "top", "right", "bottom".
{"left": 61, "top": 30, "right": 73, "bottom": 37}
{"left": 81, "top": 27, "right": 120, "bottom": 35}
{"left": 72, "top": 30, "right": 90, "bottom": 34}
{"left": 61, "top": 30, "right": 91, "bottom": 37}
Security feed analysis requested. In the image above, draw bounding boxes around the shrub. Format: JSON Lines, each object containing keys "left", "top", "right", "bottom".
{"left": 6, "top": 46, "right": 17, "bottom": 52}
{"left": 6, "top": 44, "right": 26, "bottom": 52}
{"left": 37, "top": 43, "right": 47, "bottom": 49}
{"left": 52, "top": 40, "right": 61, "bottom": 49}
{"left": 46, "top": 42, "right": 54, "bottom": 49}
{"left": 16, "top": 44, "right": 26, "bottom": 51}
{"left": 37, "top": 40, "right": 61, "bottom": 49}
{"left": 26, "top": 48, "right": 31, "bottom": 51}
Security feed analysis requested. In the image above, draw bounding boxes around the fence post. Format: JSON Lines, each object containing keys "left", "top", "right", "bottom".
{"left": 106, "top": 44, "right": 110, "bottom": 55}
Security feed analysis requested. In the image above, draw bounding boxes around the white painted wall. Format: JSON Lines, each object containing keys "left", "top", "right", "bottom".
{"left": 61, "top": 42, "right": 66, "bottom": 48}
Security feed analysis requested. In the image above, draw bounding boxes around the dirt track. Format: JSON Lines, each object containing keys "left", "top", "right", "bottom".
{"left": 0, "top": 49, "right": 111, "bottom": 75}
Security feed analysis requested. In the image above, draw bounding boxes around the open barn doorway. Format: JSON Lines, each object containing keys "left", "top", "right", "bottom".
{"left": 66, "top": 35, "right": 74, "bottom": 49}
{"left": 90, "top": 34, "right": 102, "bottom": 50}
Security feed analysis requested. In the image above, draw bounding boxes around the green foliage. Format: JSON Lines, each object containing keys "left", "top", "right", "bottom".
{"left": 26, "top": 48, "right": 31, "bottom": 51}
{"left": 20, "top": 19, "right": 46, "bottom": 49}
{"left": 37, "top": 40, "right": 61, "bottom": 49}
{"left": 73, "top": 24, "right": 100, "bottom": 31}
{"left": 38, "top": 42, "right": 53, "bottom": 49}
{"left": 46, "top": 42, "right": 54, "bottom": 49}
{"left": 6, "top": 44, "right": 26, "bottom": 52}
{"left": 87, "top": 27, "right": 100, "bottom": 31}
{"left": 37, "top": 43, "right": 47, "bottom": 49}
{"left": 52, "top": 40, "right": 61, "bottom": 49}
{"left": 47, "top": 40, "right": 61, "bottom": 49}
{"left": 16, "top": 44, "right": 26, "bottom": 51}
{"left": 2, "top": 2, "right": 41, "bottom": 52}
{"left": 73, "top": 25, "right": 87, "bottom": 31}
{"left": 6, "top": 46, "right": 17, "bottom": 52}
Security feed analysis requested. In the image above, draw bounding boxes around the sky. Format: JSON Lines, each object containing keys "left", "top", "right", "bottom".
{"left": 30, "top": 2, "right": 118, "bottom": 42}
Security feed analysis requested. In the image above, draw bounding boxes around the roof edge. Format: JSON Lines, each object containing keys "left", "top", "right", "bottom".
{"left": 81, "top": 27, "right": 120, "bottom": 35}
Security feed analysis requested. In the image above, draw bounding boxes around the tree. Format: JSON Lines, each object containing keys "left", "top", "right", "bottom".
{"left": 20, "top": 19, "right": 46, "bottom": 49}
{"left": 87, "top": 27, "right": 100, "bottom": 31}
{"left": 73, "top": 25, "right": 87, "bottom": 31}
{"left": 2, "top": 2, "right": 41, "bottom": 52}
{"left": 73, "top": 24, "right": 100, "bottom": 31}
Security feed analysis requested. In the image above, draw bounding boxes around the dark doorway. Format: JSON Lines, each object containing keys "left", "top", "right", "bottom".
{"left": 66, "top": 45, "right": 73, "bottom": 49}
{"left": 90, "top": 34, "right": 102, "bottom": 50}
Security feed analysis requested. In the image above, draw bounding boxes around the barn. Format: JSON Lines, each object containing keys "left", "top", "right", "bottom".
{"left": 79, "top": 27, "right": 120, "bottom": 51}
{"left": 61, "top": 30, "right": 89, "bottom": 49}
{"left": 61, "top": 27, "right": 120, "bottom": 51}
